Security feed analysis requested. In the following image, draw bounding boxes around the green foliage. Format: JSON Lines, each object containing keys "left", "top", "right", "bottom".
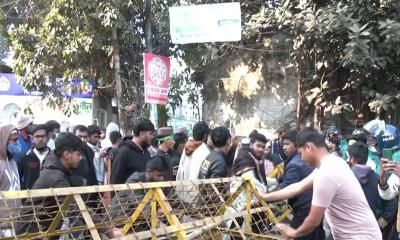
{"left": 0, "top": 8, "right": 11, "bottom": 60}
{"left": 9, "top": 0, "right": 400, "bottom": 127}
{"left": 246, "top": 0, "right": 400, "bottom": 124}
{"left": 5, "top": 0, "right": 204, "bottom": 120}
{"left": 168, "top": 70, "right": 202, "bottom": 119}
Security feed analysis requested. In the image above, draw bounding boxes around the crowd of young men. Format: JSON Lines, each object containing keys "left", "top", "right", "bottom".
{"left": 0, "top": 114, "right": 399, "bottom": 239}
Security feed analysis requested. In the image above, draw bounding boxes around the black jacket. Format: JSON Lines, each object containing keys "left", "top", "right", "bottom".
{"left": 169, "top": 150, "right": 182, "bottom": 177}
{"left": 79, "top": 143, "right": 98, "bottom": 186}
{"left": 111, "top": 141, "right": 150, "bottom": 184}
{"left": 278, "top": 153, "right": 314, "bottom": 213}
{"left": 18, "top": 148, "right": 50, "bottom": 190}
{"left": 233, "top": 146, "right": 266, "bottom": 184}
{"left": 352, "top": 165, "right": 397, "bottom": 223}
{"left": 198, "top": 149, "right": 228, "bottom": 179}
{"left": 157, "top": 149, "right": 175, "bottom": 181}
{"left": 278, "top": 153, "right": 324, "bottom": 240}
{"left": 17, "top": 152, "right": 85, "bottom": 237}
{"left": 108, "top": 147, "right": 120, "bottom": 161}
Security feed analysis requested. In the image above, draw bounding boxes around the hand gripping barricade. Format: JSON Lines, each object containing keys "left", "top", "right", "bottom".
{"left": 0, "top": 177, "right": 292, "bottom": 240}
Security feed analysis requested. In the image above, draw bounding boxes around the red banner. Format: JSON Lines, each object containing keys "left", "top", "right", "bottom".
{"left": 144, "top": 53, "right": 171, "bottom": 105}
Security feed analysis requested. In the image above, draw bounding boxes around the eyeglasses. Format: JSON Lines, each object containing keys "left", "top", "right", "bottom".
{"left": 34, "top": 135, "right": 47, "bottom": 139}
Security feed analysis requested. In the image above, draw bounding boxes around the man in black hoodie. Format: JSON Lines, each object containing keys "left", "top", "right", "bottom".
{"left": 17, "top": 133, "right": 122, "bottom": 238}
{"left": 348, "top": 141, "right": 397, "bottom": 238}
{"left": 18, "top": 124, "right": 50, "bottom": 190}
{"left": 278, "top": 130, "right": 324, "bottom": 240}
{"left": 111, "top": 118, "right": 155, "bottom": 184}
{"left": 17, "top": 133, "right": 85, "bottom": 236}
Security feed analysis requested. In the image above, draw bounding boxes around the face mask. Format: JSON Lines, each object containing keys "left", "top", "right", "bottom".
{"left": 7, "top": 143, "right": 21, "bottom": 156}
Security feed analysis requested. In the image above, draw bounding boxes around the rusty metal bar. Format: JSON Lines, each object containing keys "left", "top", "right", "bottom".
{"left": 151, "top": 197, "right": 157, "bottom": 240}
{"left": 216, "top": 227, "right": 281, "bottom": 240}
{"left": 46, "top": 194, "right": 73, "bottom": 235}
{"left": 120, "top": 206, "right": 272, "bottom": 240}
{"left": 122, "top": 189, "right": 153, "bottom": 233}
{"left": 73, "top": 194, "right": 101, "bottom": 240}
{"left": 0, "top": 177, "right": 240, "bottom": 200}
{"left": 153, "top": 188, "right": 187, "bottom": 240}
{"left": 244, "top": 180, "right": 252, "bottom": 232}
{"left": 215, "top": 180, "right": 247, "bottom": 216}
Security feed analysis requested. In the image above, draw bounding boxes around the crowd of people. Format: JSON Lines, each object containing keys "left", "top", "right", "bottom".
{"left": 1, "top": 113, "right": 400, "bottom": 240}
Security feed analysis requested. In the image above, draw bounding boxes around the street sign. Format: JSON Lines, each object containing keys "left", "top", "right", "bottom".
{"left": 144, "top": 53, "right": 171, "bottom": 105}
{"left": 169, "top": 3, "right": 241, "bottom": 44}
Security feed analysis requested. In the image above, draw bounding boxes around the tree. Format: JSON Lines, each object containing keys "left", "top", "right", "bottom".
{"left": 7, "top": 0, "right": 183, "bottom": 131}
{"left": 252, "top": 0, "right": 400, "bottom": 129}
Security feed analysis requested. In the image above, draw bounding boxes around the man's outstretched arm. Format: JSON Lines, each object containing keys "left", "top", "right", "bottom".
{"left": 260, "top": 170, "right": 315, "bottom": 202}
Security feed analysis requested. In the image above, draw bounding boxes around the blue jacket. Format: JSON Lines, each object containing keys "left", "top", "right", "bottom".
{"left": 14, "top": 134, "right": 32, "bottom": 162}
{"left": 352, "top": 164, "right": 397, "bottom": 223}
{"left": 278, "top": 153, "right": 315, "bottom": 214}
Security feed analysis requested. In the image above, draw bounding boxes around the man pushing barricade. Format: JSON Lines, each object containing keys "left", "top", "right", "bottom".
{"left": 261, "top": 128, "right": 382, "bottom": 239}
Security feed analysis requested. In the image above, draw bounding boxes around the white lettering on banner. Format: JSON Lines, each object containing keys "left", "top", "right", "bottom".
{"left": 146, "top": 86, "right": 169, "bottom": 92}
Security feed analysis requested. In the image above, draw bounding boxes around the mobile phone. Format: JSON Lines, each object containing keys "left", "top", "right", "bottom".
{"left": 382, "top": 148, "right": 393, "bottom": 161}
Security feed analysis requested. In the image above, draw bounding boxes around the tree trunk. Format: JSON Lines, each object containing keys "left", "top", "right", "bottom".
{"left": 296, "top": 62, "right": 304, "bottom": 129}
{"left": 296, "top": 75, "right": 302, "bottom": 130}
{"left": 313, "top": 105, "right": 323, "bottom": 131}
{"left": 112, "top": 28, "right": 126, "bottom": 134}
{"left": 157, "top": 104, "right": 168, "bottom": 127}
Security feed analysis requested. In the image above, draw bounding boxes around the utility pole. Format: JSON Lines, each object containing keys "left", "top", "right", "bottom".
{"left": 144, "top": 0, "right": 158, "bottom": 129}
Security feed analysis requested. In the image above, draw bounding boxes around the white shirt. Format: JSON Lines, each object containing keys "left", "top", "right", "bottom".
{"left": 378, "top": 173, "right": 400, "bottom": 200}
{"left": 176, "top": 143, "right": 210, "bottom": 204}
{"left": 47, "top": 138, "right": 55, "bottom": 150}
{"left": 33, "top": 148, "right": 49, "bottom": 168}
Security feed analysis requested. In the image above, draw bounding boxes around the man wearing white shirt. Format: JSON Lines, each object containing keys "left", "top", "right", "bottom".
{"left": 176, "top": 121, "right": 210, "bottom": 204}
{"left": 261, "top": 129, "right": 381, "bottom": 240}
{"left": 87, "top": 125, "right": 104, "bottom": 185}
{"left": 18, "top": 124, "right": 50, "bottom": 189}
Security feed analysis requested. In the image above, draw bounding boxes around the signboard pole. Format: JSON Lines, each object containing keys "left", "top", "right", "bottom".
{"left": 145, "top": 0, "right": 158, "bottom": 129}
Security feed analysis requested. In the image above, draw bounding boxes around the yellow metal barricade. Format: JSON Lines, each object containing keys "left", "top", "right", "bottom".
{"left": 0, "top": 177, "right": 291, "bottom": 239}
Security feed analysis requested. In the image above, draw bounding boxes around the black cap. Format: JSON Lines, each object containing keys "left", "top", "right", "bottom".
{"left": 347, "top": 128, "right": 369, "bottom": 144}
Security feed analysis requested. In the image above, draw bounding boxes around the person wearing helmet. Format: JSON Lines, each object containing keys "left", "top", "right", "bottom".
{"left": 347, "top": 128, "right": 381, "bottom": 174}
{"left": 378, "top": 125, "right": 400, "bottom": 164}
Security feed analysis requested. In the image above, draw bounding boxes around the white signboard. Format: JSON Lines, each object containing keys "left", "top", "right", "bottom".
{"left": 0, "top": 96, "right": 93, "bottom": 127}
{"left": 169, "top": 3, "right": 241, "bottom": 44}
